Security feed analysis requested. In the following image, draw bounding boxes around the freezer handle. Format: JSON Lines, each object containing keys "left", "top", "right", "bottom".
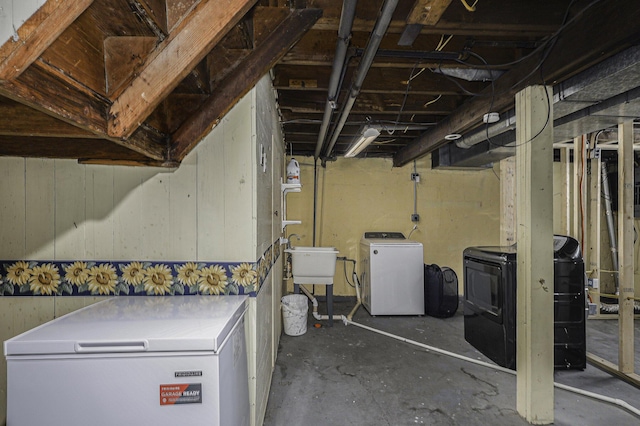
{"left": 74, "top": 340, "right": 149, "bottom": 353}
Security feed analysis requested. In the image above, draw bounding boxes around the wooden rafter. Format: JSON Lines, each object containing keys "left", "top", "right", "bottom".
{"left": 0, "top": 66, "right": 167, "bottom": 161}
{"left": 407, "top": 0, "right": 454, "bottom": 26}
{"left": 0, "top": 0, "right": 94, "bottom": 82}
{"left": 0, "top": 98, "right": 97, "bottom": 138}
{"left": 394, "top": 0, "right": 640, "bottom": 166}
{"left": 170, "top": 8, "right": 323, "bottom": 162}
{"left": 107, "top": 0, "right": 259, "bottom": 139}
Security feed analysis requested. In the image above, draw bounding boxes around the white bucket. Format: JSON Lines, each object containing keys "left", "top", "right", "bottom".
{"left": 282, "top": 294, "right": 308, "bottom": 336}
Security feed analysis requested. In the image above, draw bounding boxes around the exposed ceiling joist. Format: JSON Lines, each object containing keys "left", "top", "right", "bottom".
{"left": 0, "top": 64, "right": 167, "bottom": 161}
{"left": 314, "top": 18, "right": 559, "bottom": 38}
{"left": 107, "top": 0, "right": 259, "bottom": 139}
{"left": 0, "top": 0, "right": 94, "bottom": 82}
{"left": 170, "top": 7, "right": 323, "bottom": 161}
{"left": 0, "top": 98, "right": 97, "bottom": 138}
{"left": 394, "top": 0, "right": 640, "bottom": 166}
{"left": 406, "top": 0, "right": 454, "bottom": 25}
{"left": 399, "top": 0, "right": 453, "bottom": 46}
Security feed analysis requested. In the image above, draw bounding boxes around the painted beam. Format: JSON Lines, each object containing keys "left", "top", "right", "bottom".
{"left": 170, "top": 8, "right": 323, "bottom": 162}
{"left": 0, "top": 0, "right": 94, "bottom": 81}
{"left": 394, "top": 0, "right": 640, "bottom": 167}
{"left": 515, "top": 85, "right": 554, "bottom": 424}
{"left": 108, "top": 0, "right": 259, "bottom": 139}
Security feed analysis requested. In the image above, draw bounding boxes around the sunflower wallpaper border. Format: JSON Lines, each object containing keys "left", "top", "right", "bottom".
{"left": 0, "top": 241, "right": 281, "bottom": 298}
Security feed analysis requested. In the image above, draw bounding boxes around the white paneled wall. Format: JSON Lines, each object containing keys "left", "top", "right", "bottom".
{"left": 0, "top": 94, "right": 256, "bottom": 263}
{"left": 0, "top": 0, "right": 45, "bottom": 46}
{"left": 0, "top": 159, "right": 25, "bottom": 257}
{"left": 1, "top": 76, "right": 286, "bottom": 426}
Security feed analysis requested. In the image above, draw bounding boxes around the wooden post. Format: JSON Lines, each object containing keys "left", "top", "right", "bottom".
{"left": 588, "top": 152, "right": 601, "bottom": 315}
{"left": 559, "top": 147, "right": 571, "bottom": 236}
{"left": 617, "top": 120, "right": 635, "bottom": 373}
{"left": 500, "top": 156, "right": 516, "bottom": 246}
{"left": 515, "top": 85, "right": 554, "bottom": 424}
{"left": 573, "top": 136, "right": 585, "bottom": 249}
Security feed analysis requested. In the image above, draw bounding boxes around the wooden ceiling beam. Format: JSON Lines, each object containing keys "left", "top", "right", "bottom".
{"left": 0, "top": 65, "right": 167, "bottom": 161}
{"left": 0, "top": 0, "right": 94, "bottom": 82}
{"left": 170, "top": 8, "right": 323, "bottom": 162}
{"left": 107, "top": 0, "right": 259, "bottom": 139}
{"left": 406, "top": 0, "right": 454, "bottom": 26}
{"left": 394, "top": 0, "right": 640, "bottom": 166}
{"left": 400, "top": 0, "right": 454, "bottom": 46}
{"left": 0, "top": 135, "right": 152, "bottom": 161}
{"left": 0, "top": 98, "right": 98, "bottom": 138}
{"left": 104, "top": 36, "right": 158, "bottom": 98}
{"left": 313, "top": 18, "right": 559, "bottom": 38}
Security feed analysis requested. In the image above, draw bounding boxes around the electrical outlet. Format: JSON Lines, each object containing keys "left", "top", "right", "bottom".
{"left": 411, "top": 213, "right": 420, "bottom": 222}
{"left": 411, "top": 172, "right": 420, "bottom": 182}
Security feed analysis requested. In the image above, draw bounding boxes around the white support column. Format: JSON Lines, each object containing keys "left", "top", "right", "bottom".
{"left": 617, "top": 120, "right": 635, "bottom": 373}
{"left": 515, "top": 85, "right": 554, "bottom": 424}
{"left": 500, "top": 156, "right": 516, "bottom": 246}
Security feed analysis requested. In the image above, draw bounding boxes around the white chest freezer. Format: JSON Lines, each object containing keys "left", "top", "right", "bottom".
{"left": 360, "top": 232, "right": 425, "bottom": 315}
{"left": 4, "top": 296, "right": 249, "bottom": 426}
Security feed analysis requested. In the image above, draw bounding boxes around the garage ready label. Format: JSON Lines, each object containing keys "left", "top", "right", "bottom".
{"left": 160, "top": 384, "right": 202, "bottom": 405}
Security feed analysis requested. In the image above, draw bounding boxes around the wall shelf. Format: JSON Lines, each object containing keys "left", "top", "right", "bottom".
{"left": 281, "top": 180, "right": 301, "bottom": 231}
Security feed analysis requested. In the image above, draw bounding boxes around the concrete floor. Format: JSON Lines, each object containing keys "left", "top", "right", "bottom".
{"left": 264, "top": 299, "right": 640, "bottom": 426}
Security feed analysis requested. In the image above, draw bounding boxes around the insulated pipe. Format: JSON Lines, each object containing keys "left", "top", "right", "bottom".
{"left": 314, "top": 0, "right": 358, "bottom": 159}
{"left": 322, "top": 0, "right": 399, "bottom": 158}
{"left": 601, "top": 161, "right": 620, "bottom": 292}
{"left": 342, "top": 319, "right": 640, "bottom": 419}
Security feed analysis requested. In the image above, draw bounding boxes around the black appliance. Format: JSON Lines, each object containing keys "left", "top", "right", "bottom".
{"left": 463, "top": 235, "right": 586, "bottom": 370}
{"left": 424, "top": 264, "right": 458, "bottom": 318}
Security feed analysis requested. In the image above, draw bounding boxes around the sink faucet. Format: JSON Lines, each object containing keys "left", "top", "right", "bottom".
{"left": 287, "top": 233, "right": 301, "bottom": 249}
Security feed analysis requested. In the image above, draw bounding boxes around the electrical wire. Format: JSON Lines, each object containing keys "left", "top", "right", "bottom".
{"left": 423, "top": 94, "right": 442, "bottom": 108}
{"left": 389, "top": 62, "right": 421, "bottom": 135}
{"left": 460, "top": 0, "right": 479, "bottom": 12}
{"left": 435, "top": 34, "right": 454, "bottom": 52}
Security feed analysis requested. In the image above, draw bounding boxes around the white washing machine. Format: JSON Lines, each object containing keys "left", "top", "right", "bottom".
{"left": 359, "top": 232, "right": 424, "bottom": 315}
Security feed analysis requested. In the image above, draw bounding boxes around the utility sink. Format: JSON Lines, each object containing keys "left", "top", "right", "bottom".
{"left": 284, "top": 246, "right": 339, "bottom": 284}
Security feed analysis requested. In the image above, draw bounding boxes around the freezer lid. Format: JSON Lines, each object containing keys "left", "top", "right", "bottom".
{"left": 4, "top": 296, "right": 247, "bottom": 356}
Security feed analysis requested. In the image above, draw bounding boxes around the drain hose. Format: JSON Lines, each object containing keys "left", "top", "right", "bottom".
{"left": 343, "top": 318, "right": 640, "bottom": 419}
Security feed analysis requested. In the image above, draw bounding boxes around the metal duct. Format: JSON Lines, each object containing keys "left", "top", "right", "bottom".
{"left": 436, "top": 45, "right": 640, "bottom": 168}
{"left": 322, "top": 0, "right": 399, "bottom": 159}
{"left": 455, "top": 110, "right": 516, "bottom": 148}
{"left": 459, "top": 45, "right": 640, "bottom": 150}
{"left": 313, "top": 0, "right": 358, "bottom": 159}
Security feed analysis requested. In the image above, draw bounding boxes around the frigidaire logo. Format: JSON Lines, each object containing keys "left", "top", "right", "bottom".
{"left": 175, "top": 371, "right": 203, "bottom": 377}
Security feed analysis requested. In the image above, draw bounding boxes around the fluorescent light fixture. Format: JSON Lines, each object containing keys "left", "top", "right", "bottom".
{"left": 344, "top": 127, "right": 380, "bottom": 157}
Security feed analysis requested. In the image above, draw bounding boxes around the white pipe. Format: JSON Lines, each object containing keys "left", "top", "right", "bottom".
{"left": 298, "top": 285, "right": 342, "bottom": 321}
{"left": 343, "top": 318, "right": 640, "bottom": 419}
{"left": 345, "top": 270, "right": 362, "bottom": 321}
